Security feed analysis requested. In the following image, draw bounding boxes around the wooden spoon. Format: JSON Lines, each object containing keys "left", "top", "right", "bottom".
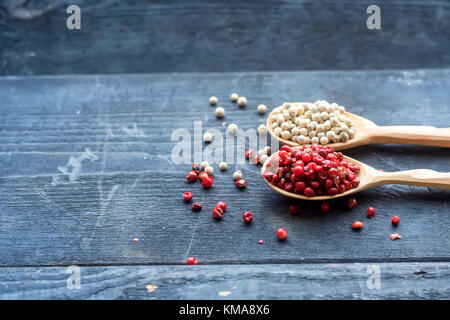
{"left": 266, "top": 102, "right": 450, "bottom": 151}
{"left": 261, "top": 152, "right": 450, "bottom": 201}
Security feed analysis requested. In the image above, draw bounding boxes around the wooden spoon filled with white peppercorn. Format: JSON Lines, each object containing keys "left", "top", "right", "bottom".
{"left": 266, "top": 102, "right": 450, "bottom": 151}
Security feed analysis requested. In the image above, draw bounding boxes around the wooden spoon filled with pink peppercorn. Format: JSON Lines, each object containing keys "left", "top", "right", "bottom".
{"left": 267, "top": 102, "right": 450, "bottom": 151}
{"left": 261, "top": 144, "right": 450, "bottom": 201}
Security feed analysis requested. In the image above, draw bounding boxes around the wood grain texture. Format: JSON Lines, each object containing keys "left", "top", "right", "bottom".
{"left": 0, "top": 262, "right": 448, "bottom": 299}
{"left": 0, "top": 70, "right": 449, "bottom": 267}
{"left": 1, "top": 0, "right": 450, "bottom": 75}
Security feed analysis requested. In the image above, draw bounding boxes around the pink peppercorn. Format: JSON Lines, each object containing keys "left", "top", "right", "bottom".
{"left": 391, "top": 216, "right": 400, "bottom": 225}
{"left": 243, "top": 211, "right": 253, "bottom": 223}
{"left": 277, "top": 228, "right": 287, "bottom": 240}
{"left": 289, "top": 205, "right": 298, "bottom": 215}
{"left": 366, "top": 207, "right": 376, "bottom": 218}
{"left": 201, "top": 176, "right": 214, "bottom": 188}
{"left": 183, "top": 192, "right": 193, "bottom": 201}
{"left": 186, "top": 257, "right": 198, "bottom": 265}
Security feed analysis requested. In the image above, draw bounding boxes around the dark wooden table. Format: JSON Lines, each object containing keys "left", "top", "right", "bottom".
{"left": 0, "top": 69, "right": 449, "bottom": 299}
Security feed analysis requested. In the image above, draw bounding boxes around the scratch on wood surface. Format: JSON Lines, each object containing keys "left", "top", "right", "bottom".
{"left": 121, "top": 124, "right": 145, "bottom": 137}
{"left": 51, "top": 148, "right": 99, "bottom": 186}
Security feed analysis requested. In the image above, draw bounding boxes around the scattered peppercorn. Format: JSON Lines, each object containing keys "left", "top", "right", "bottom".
{"left": 228, "top": 123, "right": 238, "bottom": 135}
{"left": 201, "top": 176, "right": 214, "bottom": 188}
{"left": 200, "top": 161, "right": 209, "bottom": 170}
{"left": 233, "top": 170, "right": 243, "bottom": 180}
{"left": 320, "top": 201, "right": 330, "bottom": 213}
{"left": 389, "top": 233, "right": 402, "bottom": 240}
{"left": 186, "top": 257, "right": 198, "bottom": 265}
{"left": 215, "top": 107, "right": 225, "bottom": 118}
{"left": 391, "top": 216, "right": 400, "bottom": 225}
{"left": 192, "top": 202, "right": 202, "bottom": 211}
{"left": 183, "top": 192, "right": 193, "bottom": 201}
{"left": 212, "top": 207, "right": 224, "bottom": 219}
{"left": 203, "top": 132, "right": 212, "bottom": 143}
{"left": 351, "top": 221, "right": 364, "bottom": 229}
{"left": 219, "top": 162, "right": 227, "bottom": 171}
{"left": 204, "top": 165, "right": 214, "bottom": 175}
{"left": 216, "top": 201, "right": 227, "bottom": 212}
{"left": 243, "top": 211, "right": 253, "bottom": 223}
{"left": 191, "top": 164, "right": 200, "bottom": 173}
{"left": 367, "top": 207, "right": 376, "bottom": 218}
{"left": 186, "top": 171, "right": 198, "bottom": 182}
{"left": 235, "top": 178, "right": 247, "bottom": 188}
{"left": 277, "top": 228, "right": 287, "bottom": 240}
{"left": 257, "top": 104, "right": 267, "bottom": 114}
{"left": 289, "top": 205, "right": 298, "bottom": 215}
{"left": 209, "top": 96, "right": 218, "bottom": 105}
{"left": 258, "top": 239, "right": 264, "bottom": 244}
{"left": 198, "top": 171, "right": 209, "bottom": 180}
{"left": 230, "top": 93, "right": 239, "bottom": 102}
{"left": 237, "top": 96, "right": 247, "bottom": 107}
{"left": 347, "top": 197, "right": 358, "bottom": 209}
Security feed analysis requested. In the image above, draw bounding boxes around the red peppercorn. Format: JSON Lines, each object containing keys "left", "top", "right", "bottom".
{"left": 198, "top": 171, "right": 209, "bottom": 180}
{"left": 302, "top": 153, "right": 311, "bottom": 163}
{"left": 391, "top": 216, "right": 400, "bottom": 225}
{"left": 201, "top": 176, "right": 214, "bottom": 188}
{"left": 191, "top": 164, "right": 200, "bottom": 173}
{"left": 212, "top": 207, "right": 224, "bottom": 219}
{"left": 303, "top": 187, "right": 315, "bottom": 197}
{"left": 347, "top": 197, "right": 357, "bottom": 209}
{"left": 276, "top": 228, "right": 287, "bottom": 240}
{"left": 183, "top": 192, "right": 193, "bottom": 201}
{"left": 280, "top": 145, "right": 292, "bottom": 153}
{"left": 366, "top": 207, "right": 376, "bottom": 218}
{"left": 216, "top": 201, "right": 227, "bottom": 211}
{"left": 243, "top": 211, "right": 253, "bottom": 223}
{"left": 191, "top": 202, "right": 202, "bottom": 211}
{"left": 258, "top": 239, "right": 264, "bottom": 244}
{"left": 351, "top": 221, "right": 364, "bottom": 229}
{"left": 389, "top": 233, "right": 402, "bottom": 240}
{"left": 321, "top": 201, "right": 330, "bottom": 213}
{"left": 186, "top": 257, "right": 198, "bottom": 265}
{"left": 245, "top": 149, "right": 254, "bottom": 159}
{"left": 289, "top": 205, "right": 298, "bottom": 215}
{"left": 186, "top": 171, "right": 198, "bottom": 182}
{"left": 235, "top": 178, "right": 247, "bottom": 188}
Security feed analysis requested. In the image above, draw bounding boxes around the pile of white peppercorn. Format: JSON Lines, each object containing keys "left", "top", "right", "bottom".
{"left": 269, "top": 101, "right": 355, "bottom": 145}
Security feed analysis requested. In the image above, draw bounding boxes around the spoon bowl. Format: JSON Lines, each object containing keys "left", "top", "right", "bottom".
{"left": 261, "top": 150, "right": 450, "bottom": 201}
{"left": 266, "top": 102, "right": 450, "bottom": 151}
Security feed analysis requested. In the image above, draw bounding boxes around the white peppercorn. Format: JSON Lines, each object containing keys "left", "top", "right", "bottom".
{"left": 273, "top": 127, "right": 282, "bottom": 136}
{"left": 264, "top": 146, "right": 271, "bottom": 155}
{"left": 205, "top": 165, "right": 214, "bottom": 175}
{"left": 230, "top": 93, "right": 239, "bottom": 102}
{"left": 219, "top": 162, "right": 227, "bottom": 171}
{"left": 203, "top": 132, "right": 212, "bottom": 142}
{"left": 228, "top": 123, "right": 238, "bottom": 135}
{"left": 281, "top": 130, "right": 291, "bottom": 140}
{"left": 257, "top": 104, "right": 267, "bottom": 114}
{"left": 339, "top": 132, "right": 349, "bottom": 142}
{"left": 215, "top": 107, "right": 225, "bottom": 118}
{"left": 311, "top": 137, "right": 319, "bottom": 144}
{"left": 237, "top": 96, "right": 247, "bottom": 107}
{"left": 201, "top": 161, "right": 209, "bottom": 170}
{"left": 233, "top": 170, "right": 242, "bottom": 180}
{"left": 257, "top": 124, "right": 267, "bottom": 136}
{"left": 320, "top": 136, "right": 329, "bottom": 145}
{"left": 209, "top": 96, "right": 218, "bottom": 105}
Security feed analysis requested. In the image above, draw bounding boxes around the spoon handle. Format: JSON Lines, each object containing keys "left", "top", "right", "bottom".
{"left": 373, "top": 169, "right": 450, "bottom": 189}
{"left": 370, "top": 126, "right": 450, "bottom": 148}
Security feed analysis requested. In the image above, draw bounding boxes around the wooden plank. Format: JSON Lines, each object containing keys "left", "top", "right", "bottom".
{"left": 0, "top": 262, "right": 448, "bottom": 299}
{"left": 1, "top": 0, "right": 450, "bottom": 75}
{"left": 0, "top": 70, "right": 449, "bottom": 267}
